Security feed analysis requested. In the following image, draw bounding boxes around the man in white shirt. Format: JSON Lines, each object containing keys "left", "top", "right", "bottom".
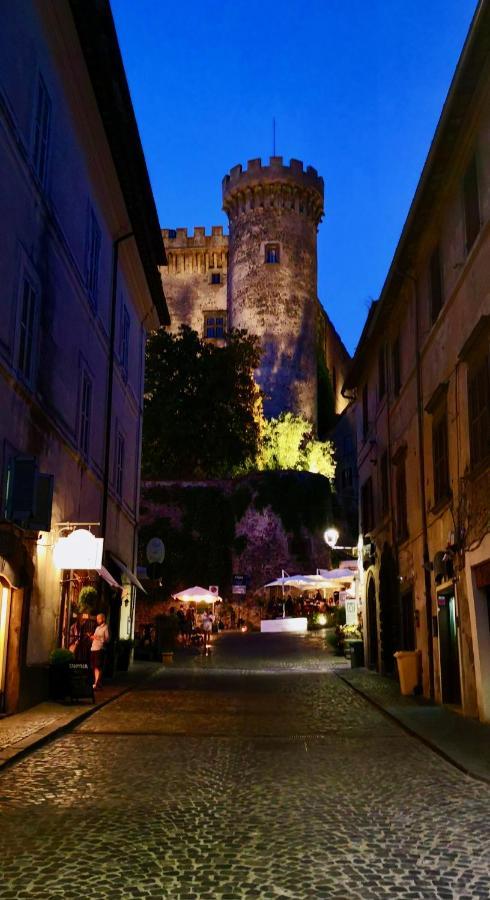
{"left": 90, "top": 613, "right": 110, "bottom": 690}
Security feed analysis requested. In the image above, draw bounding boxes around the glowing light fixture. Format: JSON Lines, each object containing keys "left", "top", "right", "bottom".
{"left": 324, "top": 527, "right": 340, "bottom": 549}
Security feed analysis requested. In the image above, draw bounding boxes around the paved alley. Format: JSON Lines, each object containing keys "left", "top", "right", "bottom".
{"left": 1, "top": 633, "right": 490, "bottom": 899}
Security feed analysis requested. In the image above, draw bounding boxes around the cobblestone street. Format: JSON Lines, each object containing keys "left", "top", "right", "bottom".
{"left": 1, "top": 633, "right": 490, "bottom": 899}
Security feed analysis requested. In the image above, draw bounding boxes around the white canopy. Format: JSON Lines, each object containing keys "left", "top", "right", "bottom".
{"left": 264, "top": 573, "right": 353, "bottom": 590}
{"left": 318, "top": 567, "right": 356, "bottom": 581}
{"left": 172, "top": 585, "right": 222, "bottom": 602}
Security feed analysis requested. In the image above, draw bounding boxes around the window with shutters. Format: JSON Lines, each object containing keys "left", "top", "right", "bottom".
{"left": 32, "top": 75, "right": 51, "bottom": 186}
{"left": 463, "top": 156, "right": 480, "bottom": 253}
{"left": 361, "top": 477, "right": 374, "bottom": 534}
{"left": 79, "top": 371, "right": 92, "bottom": 458}
{"left": 362, "top": 384, "right": 369, "bottom": 440}
{"left": 429, "top": 245, "right": 444, "bottom": 324}
{"left": 204, "top": 312, "right": 226, "bottom": 339}
{"left": 378, "top": 346, "right": 386, "bottom": 401}
{"left": 86, "top": 207, "right": 101, "bottom": 308}
{"left": 468, "top": 351, "right": 490, "bottom": 469}
{"left": 395, "top": 459, "right": 408, "bottom": 542}
{"left": 120, "top": 305, "right": 130, "bottom": 380}
{"left": 17, "top": 275, "right": 38, "bottom": 384}
{"left": 392, "top": 336, "right": 401, "bottom": 397}
{"left": 380, "top": 450, "right": 389, "bottom": 517}
{"left": 115, "top": 432, "right": 125, "bottom": 498}
{"left": 432, "top": 410, "right": 450, "bottom": 505}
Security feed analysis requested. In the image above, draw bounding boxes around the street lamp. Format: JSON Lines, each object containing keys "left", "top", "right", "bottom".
{"left": 324, "top": 527, "right": 365, "bottom": 604}
{"left": 323, "top": 527, "right": 339, "bottom": 549}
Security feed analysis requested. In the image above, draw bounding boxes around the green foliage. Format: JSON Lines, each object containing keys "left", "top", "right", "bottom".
{"left": 49, "top": 648, "right": 74, "bottom": 666}
{"left": 78, "top": 586, "right": 98, "bottom": 614}
{"left": 253, "top": 471, "right": 334, "bottom": 538}
{"left": 139, "top": 485, "right": 236, "bottom": 597}
{"left": 140, "top": 473, "right": 334, "bottom": 598}
{"left": 143, "top": 325, "right": 262, "bottom": 478}
{"left": 255, "top": 413, "right": 335, "bottom": 480}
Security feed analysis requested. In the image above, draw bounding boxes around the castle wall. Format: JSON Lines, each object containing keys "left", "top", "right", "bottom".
{"left": 317, "top": 303, "right": 351, "bottom": 415}
{"left": 161, "top": 227, "right": 228, "bottom": 339}
{"left": 160, "top": 158, "right": 351, "bottom": 427}
{"left": 223, "top": 157, "right": 324, "bottom": 424}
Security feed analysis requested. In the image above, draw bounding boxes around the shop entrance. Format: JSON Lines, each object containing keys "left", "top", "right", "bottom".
{"left": 367, "top": 578, "right": 378, "bottom": 669}
{"left": 438, "top": 589, "right": 461, "bottom": 705}
{"left": 0, "top": 581, "right": 12, "bottom": 711}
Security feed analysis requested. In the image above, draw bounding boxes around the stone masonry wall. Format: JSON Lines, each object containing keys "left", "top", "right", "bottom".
{"left": 223, "top": 157, "right": 324, "bottom": 424}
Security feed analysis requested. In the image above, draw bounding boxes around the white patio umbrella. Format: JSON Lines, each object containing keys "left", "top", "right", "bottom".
{"left": 318, "top": 568, "right": 356, "bottom": 581}
{"left": 172, "top": 585, "right": 222, "bottom": 602}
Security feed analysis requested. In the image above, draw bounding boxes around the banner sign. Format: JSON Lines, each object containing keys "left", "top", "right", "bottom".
{"left": 232, "top": 575, "right": 247, "bottom": 595}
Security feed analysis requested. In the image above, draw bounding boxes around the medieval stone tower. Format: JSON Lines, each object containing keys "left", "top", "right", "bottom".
{"left": 222, "top": 157, "right": 324, "bottom": 421}
{"left": 161, "top": 156, "right": 350, "bottom": 430}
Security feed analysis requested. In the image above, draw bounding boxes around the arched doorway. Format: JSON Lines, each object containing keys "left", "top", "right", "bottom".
{"left": 366, "top": 577, "right": 378, "bottom": 670}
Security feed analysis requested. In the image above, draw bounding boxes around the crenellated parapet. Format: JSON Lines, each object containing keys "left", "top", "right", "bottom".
{"left": 162, "top": 226, "right": 229, "bottom": 247}
{"left": 222, "top": 156, "right": 324, "bottom": 226}
{"left": 162, "top": 226, "right": 228, "bottom": 276}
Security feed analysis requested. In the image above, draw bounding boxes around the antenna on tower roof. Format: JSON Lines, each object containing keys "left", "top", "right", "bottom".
{"left": 272, "top": 117, "right": 276, "bottom": 157}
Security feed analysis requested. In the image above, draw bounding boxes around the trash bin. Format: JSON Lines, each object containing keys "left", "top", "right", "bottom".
{"left": 348, "top": 640, "right": 365, "bottom": 668}
{"left": 394, "top": 650, "right": 421, "bottom": 695}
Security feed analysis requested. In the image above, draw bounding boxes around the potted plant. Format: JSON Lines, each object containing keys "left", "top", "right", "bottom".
{"left": 48, "top": 647, "right": 74, "bottom": 701}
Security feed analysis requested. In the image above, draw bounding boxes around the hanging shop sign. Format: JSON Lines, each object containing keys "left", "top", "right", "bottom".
{"left": 345, "top": 598, "right": 358, "bottom": 626}
{"left": 53, "top": 529, "right": 103, "bottom": 570}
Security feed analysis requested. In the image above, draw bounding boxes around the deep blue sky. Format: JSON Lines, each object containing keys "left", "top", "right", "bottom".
{"left": 111, "top": 0, "right": 477, "bottom": 355}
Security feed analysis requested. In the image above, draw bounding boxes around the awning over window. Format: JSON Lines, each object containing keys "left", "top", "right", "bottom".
{"left": 97, "top": 566, "right": 122, "bottom": 590}
{"left": 109, "top": 555, "right": 147, "bottom": 593}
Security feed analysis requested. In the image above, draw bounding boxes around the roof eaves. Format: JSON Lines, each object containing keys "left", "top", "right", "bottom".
{"left": 68, "top": 0, "right": 169, "bottom": 326}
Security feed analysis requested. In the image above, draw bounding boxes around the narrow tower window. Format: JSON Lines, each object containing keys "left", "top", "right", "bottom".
{"left": 265, "top": 244, "right": 280, "bottom": 264}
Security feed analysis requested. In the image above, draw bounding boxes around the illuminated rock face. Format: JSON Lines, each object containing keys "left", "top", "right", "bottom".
{"left": 222, "top": 157, "right": 324, "bottom": 423}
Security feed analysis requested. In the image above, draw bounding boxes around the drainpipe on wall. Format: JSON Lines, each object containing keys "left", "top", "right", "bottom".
{"left": 410, "top": 272, "right": 435, "bottom": 700}
{"left": 101, "top": 231, "right": 134, "bottom": 543}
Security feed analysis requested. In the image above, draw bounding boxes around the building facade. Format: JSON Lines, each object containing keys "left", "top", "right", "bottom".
{"left": 344, "top": 1, "right": 490, "bottom": 719}
{"left": 161, "top": 158, "right": 351, "bottom": 430}
{"left": 0, "top": 0, "right": 168, "bottom": 712}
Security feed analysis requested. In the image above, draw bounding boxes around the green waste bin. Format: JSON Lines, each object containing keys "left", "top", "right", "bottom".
{"left": 348, "top": 640, "right": 364, "bottom": 668}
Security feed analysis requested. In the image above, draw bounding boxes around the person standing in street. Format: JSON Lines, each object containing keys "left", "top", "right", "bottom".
{"left": 90, "top": 613, "right": 110, "bottom": 690}
{"left": 201, "top": 609, "right": 214, "bottom": 649}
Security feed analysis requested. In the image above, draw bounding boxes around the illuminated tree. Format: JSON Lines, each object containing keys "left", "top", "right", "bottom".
{"left": 255, "top": 412, "right": 335, "bottom": 480}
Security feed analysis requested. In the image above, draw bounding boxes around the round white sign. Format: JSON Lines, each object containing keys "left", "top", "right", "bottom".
{"left": 146, "top": 537, "right": 165, "bottom": 564}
